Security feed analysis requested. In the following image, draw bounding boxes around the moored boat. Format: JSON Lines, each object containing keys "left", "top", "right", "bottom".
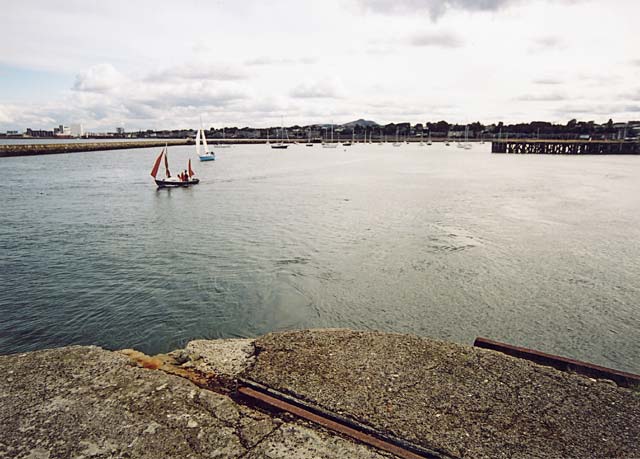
{"left": 271, "top": 117, "right": 289, "bottom": 149}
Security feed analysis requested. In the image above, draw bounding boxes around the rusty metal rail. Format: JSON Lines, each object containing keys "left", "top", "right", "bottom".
{"left": 235, "top": 377, "right": 450, "bottom": 459}
{"left": 474, "top": 337, "right": 640, "bottom": 388}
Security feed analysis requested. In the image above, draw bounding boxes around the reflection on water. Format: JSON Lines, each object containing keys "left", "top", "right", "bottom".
{"left": 1, "top": 143, "right": 639, "bottom": 373}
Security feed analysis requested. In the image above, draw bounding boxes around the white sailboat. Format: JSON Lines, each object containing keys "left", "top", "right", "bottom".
{"left": 392, "top": 127, "right": 402, "bottom": 147}
{"left": 463, "top": 125, "right": 472, "bottom": 149}
{"left": 322, "top": 123, "right": 338, "bottom": 148}
{"left": 306, "top": 127, "right": 313, "bottom": 147}
{"left": 427, "top": 131, "right": 432, "bottom": 146}
{"left": 271, "top": 118, "right": 288, "bottom": 149}
{"left": 343, "top": 128, "right": 354, "bottom": 146}
{"left": 197, "top": 127, "right": 216, "bottom": 161}
{"left": 216, "top": 127, "right": 231, "bottom": 148}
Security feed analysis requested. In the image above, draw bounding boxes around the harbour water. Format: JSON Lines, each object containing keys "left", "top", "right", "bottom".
{"left": 1, "top": 143, "right": 639, "bottom": 373}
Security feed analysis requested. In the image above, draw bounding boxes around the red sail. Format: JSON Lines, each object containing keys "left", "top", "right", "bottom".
{"left": 150, "top": 148, "right": 164, "bottom": 178}
{"left": 164, "top": 149, "right": 171, "bottom": 177}
{"left": 188, "top": 159, "right": 195, "bottom": 178}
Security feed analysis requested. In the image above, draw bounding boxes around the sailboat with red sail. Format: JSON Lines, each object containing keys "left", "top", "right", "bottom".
{"left": 150, "top": 145, "right": 200, "bottom": 188}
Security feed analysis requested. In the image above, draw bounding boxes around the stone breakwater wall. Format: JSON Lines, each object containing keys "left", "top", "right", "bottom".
{"left": 1, "top": 329, "right": 639, "bottom": 459}
{"left": 0, "top": 140, "right": 190, "bottom": 157}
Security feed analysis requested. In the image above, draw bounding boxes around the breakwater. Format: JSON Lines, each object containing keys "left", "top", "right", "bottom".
{"left": 2, "top": 330, "right": 638, "bottom": 458}
{"left": 492, "top": 139, "right": 640, "bottom": 154}
{"left": 0, "top": 139, "right": 190, "bottom": 157}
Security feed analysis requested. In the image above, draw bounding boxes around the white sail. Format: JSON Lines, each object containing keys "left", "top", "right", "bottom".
{"left": 201, "top": 129, "right": 210, "bottom": 154}
{"left": 195, "top": 129, "right": 202, "bottom": 157}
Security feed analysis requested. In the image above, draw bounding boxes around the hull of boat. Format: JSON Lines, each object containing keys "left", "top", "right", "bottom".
{"left": 199, "top": 154, "right": 216, "bottom": 161}
{"left": 155, "top": 178, "right": 200, "bottom": 188}
{"left": 271, "top": 145, "right": 288, "bottom": 149}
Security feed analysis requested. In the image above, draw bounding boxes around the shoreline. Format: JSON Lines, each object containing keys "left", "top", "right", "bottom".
{"left": 0, "top": 138, "right": 473, "bottom": 157}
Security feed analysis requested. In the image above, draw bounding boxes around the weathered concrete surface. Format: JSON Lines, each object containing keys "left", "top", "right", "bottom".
{"left": 243, "top": 329, "right": 640, "bottom": 459}
{"left": 0, "top": 140, "right": 189, "bottom": 157}
{"left": 183, "top": 339, "right": 256, "bottom": 378}
{"left": 0, "top": 345, "right": 389, "bottom": 459}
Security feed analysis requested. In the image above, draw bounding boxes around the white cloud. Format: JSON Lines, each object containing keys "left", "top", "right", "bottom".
{"left": 245, "top": 57, "right": 318, "bottom": 66}
{"left": 145, "top": 62, "right": 249, "bottom": 82}
{"left": 532, "top": 78, "right": 563, "bottom": 85}
{"left": 290, "top": 78, "right": 345, "bottom": 99}
{"left": 73, "top": 64, "right": 125, "bottom": 93}
{"left": 409, "top": 31, "right": 464, "bottom": 48}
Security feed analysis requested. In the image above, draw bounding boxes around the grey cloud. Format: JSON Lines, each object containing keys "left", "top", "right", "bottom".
{"left": 554, "top": 103, "right": 623, "bottom": 117}
{"left": 410, "top": 31, "right": 464, "bottom": 48}
{"left": 360, "top": 0, "right": 513, "bottom": 19}
{"left": 359, "top": 0, "right": 583, "bottom": 20}
{"left": 516, "top": 92, "right": 567, "bottom": 102}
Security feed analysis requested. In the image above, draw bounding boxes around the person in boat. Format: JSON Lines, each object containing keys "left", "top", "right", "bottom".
{"left": 183, "top": 170, "right": 189, "bottom": 182}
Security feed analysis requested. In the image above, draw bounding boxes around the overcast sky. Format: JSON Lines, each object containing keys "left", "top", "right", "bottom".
{"left": 1, "top": 0, "right": 639, "bottom": 131}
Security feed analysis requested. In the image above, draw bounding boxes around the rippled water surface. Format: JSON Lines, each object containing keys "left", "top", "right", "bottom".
{"left": 1, "top": 143, "right": 639, "bottom": 373}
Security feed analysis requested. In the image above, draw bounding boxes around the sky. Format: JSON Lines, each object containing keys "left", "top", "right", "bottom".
{"left": 1, "top": 0, "right": 639, "bottom": 131}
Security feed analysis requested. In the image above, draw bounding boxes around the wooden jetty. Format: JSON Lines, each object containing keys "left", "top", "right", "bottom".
{"left": 492, "top": 139, "right": 640, "bottom": 155}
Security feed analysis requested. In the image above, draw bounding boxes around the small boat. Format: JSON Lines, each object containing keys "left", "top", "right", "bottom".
{"left": 196, "top": 127, "right": 215, "bottom": 161}
{"left": 322, "top": 123, "right": 338, "bottom": 148}
{"left": 151, "top": 146, "right": 199, "bottom": 188}
{"left": 215, "top": 128, "right": 231, "bottom": 148}
{"left": 463, "top": 125, "right": 472, "bottom": 149}
{"left": 343, "top": 128, "right": 354, "bottom": 146}
{"left": 271, "top": 118, "right": 289, "bottom": 149}
{"left": 392, "top": 127, "right": 402, "bottom": 147}
{"left": 305, "top": 128, "right": 314, "bottom": 146}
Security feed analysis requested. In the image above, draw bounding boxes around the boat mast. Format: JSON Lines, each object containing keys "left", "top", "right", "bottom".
{"left": 164, "top": 143, "right": 171, "bottom": 178}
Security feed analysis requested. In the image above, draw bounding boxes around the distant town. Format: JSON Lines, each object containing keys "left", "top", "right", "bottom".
{"left": 2, "top": 119, "right": 639, "bottom": 142}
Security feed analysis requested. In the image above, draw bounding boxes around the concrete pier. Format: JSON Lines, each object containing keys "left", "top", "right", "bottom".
{"left": 1, "top": 330, "right": 639, "bottom": 458}
{"left": 0, "top": 140, "right": 190, "bottom": 157}
{"left": 492, "top": 139, "right": 640, "bottom": 154}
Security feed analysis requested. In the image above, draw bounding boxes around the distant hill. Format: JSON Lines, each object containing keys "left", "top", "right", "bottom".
{"left": 342, "top": 119, "right": 379, "bottom": 127}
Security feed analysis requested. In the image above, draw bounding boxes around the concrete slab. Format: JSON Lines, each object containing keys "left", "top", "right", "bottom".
{"left": 0, "top": 345, "right": 390, "bottom": 459}
{"left": 243, "top": 329, "right": 640, "bottom": 458}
